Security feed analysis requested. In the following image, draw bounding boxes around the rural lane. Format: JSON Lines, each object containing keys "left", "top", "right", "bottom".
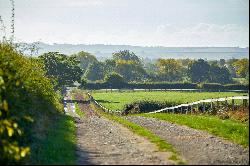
{"left": 64, "top": 90, "right": 175, "bottom": 165}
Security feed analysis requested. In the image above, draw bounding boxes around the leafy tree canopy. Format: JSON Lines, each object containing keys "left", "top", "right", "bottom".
{"left": 38, "top": 52, "right": 83, "bottom": 89}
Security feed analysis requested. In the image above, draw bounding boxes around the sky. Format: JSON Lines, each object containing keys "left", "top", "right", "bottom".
{"left": 0, "top": 0, "right": 249, "bottom": 47}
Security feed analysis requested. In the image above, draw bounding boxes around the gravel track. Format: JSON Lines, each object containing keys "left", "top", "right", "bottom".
{"left": 125, "top": 116, "right": 249, "bottom": 165}
{"left": 65, "top": 90, "right": 175, "bottom": 165}
{"left": 75, "top": 110, "right": 174, "bottom": 165}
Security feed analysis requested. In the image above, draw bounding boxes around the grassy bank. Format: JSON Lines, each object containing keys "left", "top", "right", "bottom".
{"left": 139, "top": 113, "right": 249, "bottom": 147}
{"left": 30, "top": 114, "right": 77, "bottom": 164}
{"left": 91, "top": 91, "right": 247, "bottom": 111}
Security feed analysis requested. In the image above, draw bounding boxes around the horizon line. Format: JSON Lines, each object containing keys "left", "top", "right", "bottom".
{"left": 22, "top": 41, "right": 249, "bottom": 49}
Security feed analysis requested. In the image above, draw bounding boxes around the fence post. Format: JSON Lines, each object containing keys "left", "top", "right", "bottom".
{"left": 197, "top": 103, "right": 199, "bottom": 113}
{"left": 243, "top": 98, "right": 248, "bottom": 111}
{"left": 202, "top": 101, "right": 205, "bottom": 112}
{"left": 216, "top": 99, "right": 219, "bottom": 111}
{"left": 232, "top": 98, "right": 235, "bottom": 111}
{"left": 225, "top": 97, "right": 228, "bottom": 111}
{"left": 191, "top": 104, "right": 193, "bottom": 114}
{"left": 186, "top": 102, "right": 189, "bottom": 114}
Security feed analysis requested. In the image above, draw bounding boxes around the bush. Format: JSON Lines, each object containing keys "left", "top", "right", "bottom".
{"left": 104, "top": 72, "right": 126, "bottom": 88}
{"left": 0, "top": 43, "right": 62, "bottom": 164}
{"left": 223, "top": 84, "right": 249, "bottom": 90}
{"left": 84, "top": 82, "right": 197, "bottom": 90}
{"left": 83, "top": 81, "right": 248, "bottom": 91}
{"left": 122, "top": 100, "right": 180, "bottom": 115}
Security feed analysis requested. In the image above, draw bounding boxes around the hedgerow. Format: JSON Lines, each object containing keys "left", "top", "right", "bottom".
{"left": 0, "top": 43, "right": 62, "bottom": 164}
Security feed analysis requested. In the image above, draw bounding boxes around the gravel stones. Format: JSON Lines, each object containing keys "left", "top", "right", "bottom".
{"left": 125, "top": 116, "right": 249, "bottom": 165}
{"left": 75, "top": 111, "right": 174, "bottom": 165}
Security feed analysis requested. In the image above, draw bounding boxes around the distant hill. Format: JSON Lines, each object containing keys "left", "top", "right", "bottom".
{"left": 27, "top": 42, "right": 249, "bottom": 60}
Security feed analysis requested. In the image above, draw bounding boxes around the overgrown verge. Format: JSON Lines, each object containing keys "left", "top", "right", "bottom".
{"left": 0, "top": 43, "right": 76, "bottom": 164}
{"left": 75, "top": 103, "right": 85, "bottom": 118}
{"left": 29, "top": 114, "right": 76, "bottom": 164}
{"left": 140, "top": 113, "right": 249, "bottom": 147}
{"left": 90, "top": 102, "right": 186, "bottom": 165}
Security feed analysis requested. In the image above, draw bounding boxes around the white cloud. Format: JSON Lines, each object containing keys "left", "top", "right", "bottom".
{"left": 14, "top": 22, "right": 249, "bottom": 47}
{"left": 149, "top": 23, "right": 249, "bottom": 47}
{"left": 66, "top": 0, "right": 104, "bottom": 7}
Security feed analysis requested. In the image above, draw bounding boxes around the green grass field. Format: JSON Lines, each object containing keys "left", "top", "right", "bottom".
{"left": 139, "top": 113, "right": 249, "bottom": 147}
{"left": 91, "top": 91, "right": 248, "bottom": 111}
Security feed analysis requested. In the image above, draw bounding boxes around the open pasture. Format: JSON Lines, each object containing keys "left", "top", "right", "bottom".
{"left": 91, "top": 91, "right": 248, "bottom": 111}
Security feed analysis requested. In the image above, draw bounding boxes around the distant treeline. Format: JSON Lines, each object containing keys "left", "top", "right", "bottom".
{"left": 36, "top": 50, "right": 249, "bottom": 90}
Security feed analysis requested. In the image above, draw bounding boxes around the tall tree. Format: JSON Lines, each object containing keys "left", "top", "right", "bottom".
{"left": 188, "top": 59, "right": 210, "bottom": 83}
{"left": 209, "top": 64, "right": 232, "bottom": 84}
{"left": 38, "top": 52, "right": 82, "bottom": 88}
{"left": 71, "top": 51, "right": 97, "bottom": 72}
{"left": 112, "top": 50, "right": 141, "bottom": 64}
{"left": 156, "top": 59, "right": 184, "bottom": 82}
{"left": 233, "top": 58, "right": 249, "bottom": 78}
{"left": 111, "top": 50, "right": 147, "bottom": 81}
{"left": 83, "top": 61, "right": 105, "bottom": 81}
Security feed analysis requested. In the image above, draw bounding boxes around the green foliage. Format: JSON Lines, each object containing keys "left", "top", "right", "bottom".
{"left": 75, "top": 103, "right": 85, "bottom": 118}
{"left": 156, "top": 58, "right": 184, "bottom": 82}
{"left": 104, "top": 72, "right": 126, "bottom": 88}
{"left": 188, "top": 59, "right": 232, "bottom": 84}
{"left": 83, "top": 61, "right": 105, "bottom": 81}
{"left": 112, "top": 50, "right": 141, "bottom": 63}
{"left": 30, "top": 114, "right": 76, "bottom": 164}
{"left": 209, "top": 64, "right": 232, "bottom": 84}
{"left": 71, "top": 51, "right": 98, "bottom": 72}
{"left": 38, "top": 52, "right": 83, "bottom": 89}
{"left": 188, "top": 59, "right": 211, "bottom": 82}
{"left": 111, "top": 50, "right": 147, "bottom": 82}
{"left": 140, "top": 113, "right": 249, "bottom": 147}
{"left": 233, "top": 58, "right": 249, "bottom": 78}
{"left": 122, "top": 100, "right": 178, "bottom": 115}
{"left": 0, "top": 43, "right": 62, "bottom": 164}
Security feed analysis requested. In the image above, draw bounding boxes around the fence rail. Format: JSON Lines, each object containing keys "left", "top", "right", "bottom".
{"left": 147, "top": 96, "right": 249, "bottom": 114}
{"left": 87, "top": 92, "right": 122, "bottom": 115}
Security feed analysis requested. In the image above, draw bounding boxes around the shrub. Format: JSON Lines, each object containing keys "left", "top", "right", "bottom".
{"left": 104, "top": 72, "right": 126, "bottom": 88}
{"left": 122, "top": 100, "right": 180, "bottom": 115}
{"left": 200, "top": 83, "right": 224, "bottom": 91}
{"left": 0, "top": 43, "right": 62, "bottom": 164}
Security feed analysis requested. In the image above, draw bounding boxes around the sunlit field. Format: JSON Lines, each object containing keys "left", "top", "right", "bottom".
{"left": 91, "top": 91, "right": 248, "bottom": 111}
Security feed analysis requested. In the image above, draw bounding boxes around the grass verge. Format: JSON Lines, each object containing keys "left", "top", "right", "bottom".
{"left": 75, "top": 103, "right": 85, "bottom": 118}
{"left": 90, "top": 103, "right": 186, "bottom": 165}
{"left": 30, "top": 114, "right": 77, "bottom": 164}
{"left": 140, "top": 113, "right": 249, "bottom": 147}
